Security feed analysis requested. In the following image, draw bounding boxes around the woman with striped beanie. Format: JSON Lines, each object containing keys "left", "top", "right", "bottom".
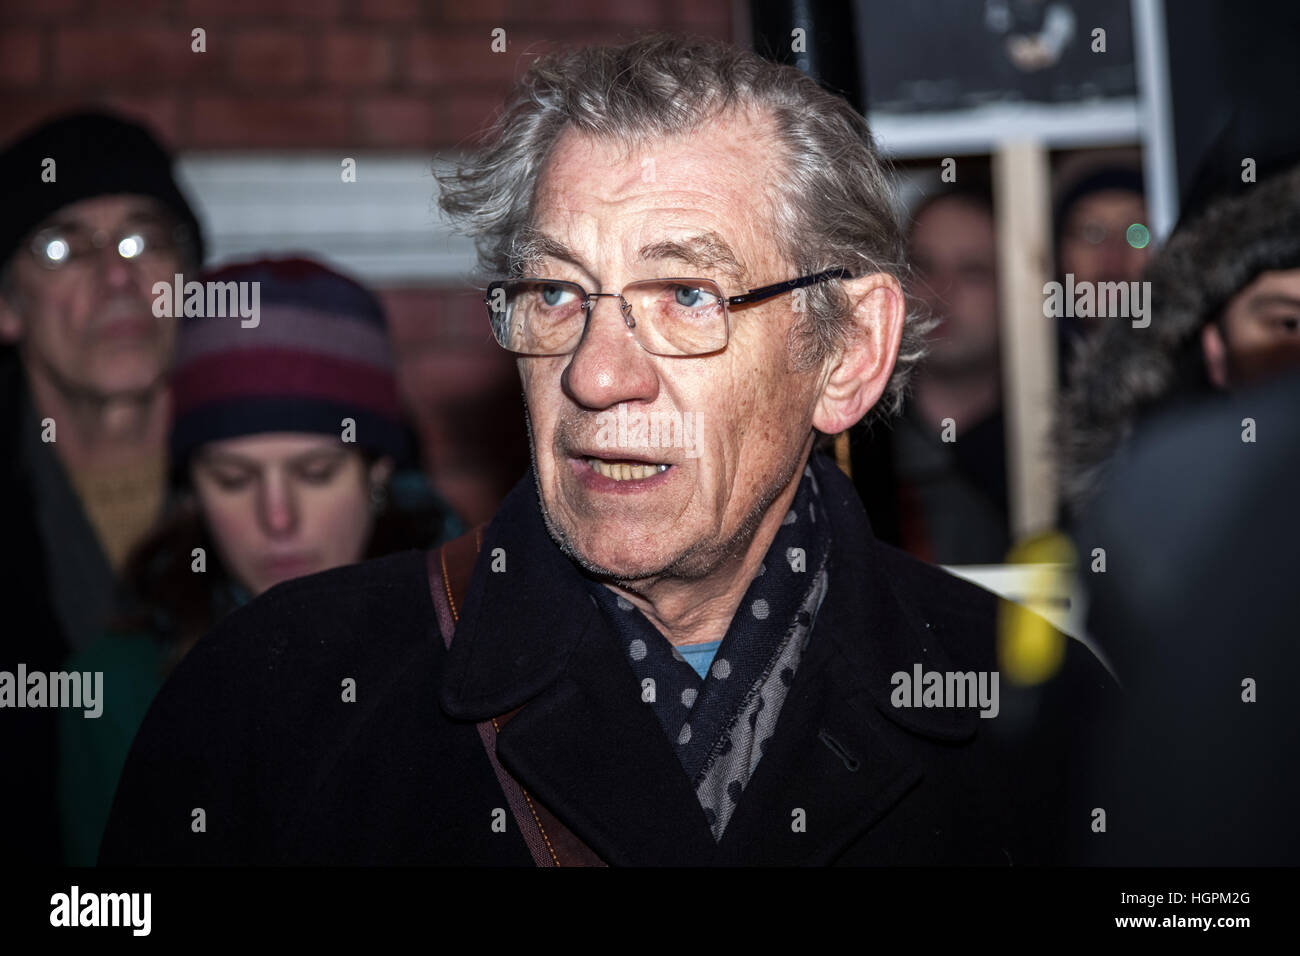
{"left": 58, "top": 257, "right": 461, "bottom": 864}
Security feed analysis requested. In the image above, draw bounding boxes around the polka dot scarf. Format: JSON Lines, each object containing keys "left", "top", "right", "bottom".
{"left": 586, "top": 460, "right": 831, "bottom": 841}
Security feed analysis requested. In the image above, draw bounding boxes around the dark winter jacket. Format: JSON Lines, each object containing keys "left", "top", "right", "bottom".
{"left": 1, "top": 346, "right": 117, "bottom": 865}
{"left": 100, "top": 451, "right": 1112, "bottom": 866}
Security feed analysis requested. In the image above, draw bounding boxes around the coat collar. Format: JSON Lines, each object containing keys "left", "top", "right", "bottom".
{"left": 436, "top": 473, "right": 595, "bottom": 721}
{"left": 438, "top": 452, "right": 981, "bottom": 863}
{"left": 709, "top": 454, "right": 981, "bottom": 863}
{"left": 436, "top": 472, "right": 718, "bottom": 863}
{"left": 812, "top": 451, "right": 981, "bottom": 742}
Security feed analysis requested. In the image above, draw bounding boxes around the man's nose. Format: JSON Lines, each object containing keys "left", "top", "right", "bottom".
{"left": 92, "top": 242, "right": 142, "bottom": 293}
{"left": 561, "top": 294, "right": 659, "bottom": 409}
{"left": 1100, "top": 241, "right": 1132, "bottom": 274}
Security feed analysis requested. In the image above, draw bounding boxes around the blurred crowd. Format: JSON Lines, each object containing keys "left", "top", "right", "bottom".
{"left": 0, "top": 113, "right": 463, "bottom": 865}
{"left": 2, "top": 70, "right": 1297, "bottom": 863}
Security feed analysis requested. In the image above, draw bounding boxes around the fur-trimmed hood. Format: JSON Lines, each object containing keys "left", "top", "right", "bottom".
{"left": 1057, "top": 163, "right": 1300, "bottom": 515}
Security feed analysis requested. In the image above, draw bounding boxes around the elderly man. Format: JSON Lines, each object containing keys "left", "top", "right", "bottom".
{"left": 0, "top": 113, "right": 204, "bottom": 654}
{"left": 102, "top": 35, "right": 1109, "bottom": 866}
{"left": 0, "top": 111, "right": 203, "bottom": 864}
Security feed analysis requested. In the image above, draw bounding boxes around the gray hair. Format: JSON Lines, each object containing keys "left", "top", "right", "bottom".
{"left": 437, "top": 33, "right": 927, "bottom": 427}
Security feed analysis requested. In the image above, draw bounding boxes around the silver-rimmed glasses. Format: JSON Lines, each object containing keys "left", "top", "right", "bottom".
{"left": 484, "top": 269, "right": 852, "bottom": 356}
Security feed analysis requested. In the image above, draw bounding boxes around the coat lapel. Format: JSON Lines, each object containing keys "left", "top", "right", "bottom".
{"left": 439, "top": 455, "right": 983, "bottom": 865}
{"left": 493, "top": 624, "right": 719, "bottom": 865}
{"left": 437, "top": 474, "right": 716, "bottom": 864}
{"left": 710, "top": 664, "right": 921, "bottom": 865}
{"left": 714, "top": 454, "right": 981, "bottom": 864}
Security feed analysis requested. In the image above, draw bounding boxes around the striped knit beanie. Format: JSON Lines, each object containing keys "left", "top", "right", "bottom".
{"left": 169, "top": 257, "right": 409, "bottom": 474}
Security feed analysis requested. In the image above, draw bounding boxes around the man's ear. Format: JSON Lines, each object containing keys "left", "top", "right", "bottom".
{"left": 1201, "top": 322, "right": 1230, "bottom": 390}
{"left": 811, "top": 272, "right": 906, "bottom": 435}
{"left": 0, "top": 289, "right": 23, "bottom": 344}
{"left": 368, "top": 456, "right": 395, "bottom": 489}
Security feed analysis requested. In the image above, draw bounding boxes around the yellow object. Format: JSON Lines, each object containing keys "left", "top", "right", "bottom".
{"left": 997, "top": 531, "right": 1074, "bottom": 686}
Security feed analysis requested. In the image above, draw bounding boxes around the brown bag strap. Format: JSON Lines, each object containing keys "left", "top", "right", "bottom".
{"left": 435, "top": 524, "right": 482, "bottom": 623}
{"left": 427, "top": 527, "right": 605, "bottom": 867}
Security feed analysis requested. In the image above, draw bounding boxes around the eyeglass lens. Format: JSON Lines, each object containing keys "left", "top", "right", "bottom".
{"left": 490, "top": 279, "right": 728, "bottom": 356}
{"left": 33, "top": 224, "right": 179, "bottom": 269}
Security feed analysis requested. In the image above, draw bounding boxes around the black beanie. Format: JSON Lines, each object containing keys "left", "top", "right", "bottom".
{"left": 0, "top": 110, "right": 205, "bottom": 271}
{"left": 1053, "top": 165, "right": 1146, "bottom": 238}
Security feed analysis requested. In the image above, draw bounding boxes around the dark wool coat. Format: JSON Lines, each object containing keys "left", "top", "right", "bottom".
{"left": 100, "top": 452, "right": 1113, "bottom": 866}
{"left": 1, "top": 347, "right": 113, "bottom": 865}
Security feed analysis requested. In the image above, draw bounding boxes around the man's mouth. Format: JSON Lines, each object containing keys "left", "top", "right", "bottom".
{"left": 584, "top": 457, "right": 671, "bottom": 481}
{"left": 96, "top": 315, "right": 156, "bottom": 339}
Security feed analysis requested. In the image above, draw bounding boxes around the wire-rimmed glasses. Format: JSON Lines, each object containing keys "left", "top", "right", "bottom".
{"left": 483, "top": 268, "right": 852, "bottom": 356}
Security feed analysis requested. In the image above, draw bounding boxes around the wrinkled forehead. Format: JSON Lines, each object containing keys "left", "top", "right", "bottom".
{"left": 35, "top": 194, "right": 173, "bottom": 235}
{"left": 527, "top": 113, "right": 787, "bottom": 281}
{"left": 1065, "top": 189, "right": 1147, "bottom": 228}
{"left": 910, "top": 199, "right": 997, "bottom": 264}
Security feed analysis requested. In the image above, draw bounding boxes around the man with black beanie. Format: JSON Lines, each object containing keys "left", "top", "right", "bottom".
{"left": 0, "top": 110, "right": 203, "bottom": 864}
{"left": 1052, "top": 163, "right": 1149, "bottom": 384}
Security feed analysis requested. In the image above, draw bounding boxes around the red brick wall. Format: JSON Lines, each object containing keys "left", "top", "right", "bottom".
{"left": 379, "top": 286, "right": 532, "bottom": 525}
{"left": 0, "top": 0, "right": 735, "bottom": 523}
{"left": 0, "top": 1, "right": 733, "bottom": 148}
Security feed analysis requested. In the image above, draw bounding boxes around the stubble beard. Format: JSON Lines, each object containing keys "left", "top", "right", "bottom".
{"left": 526, "top": 401, "right": 810, "bottom": 588}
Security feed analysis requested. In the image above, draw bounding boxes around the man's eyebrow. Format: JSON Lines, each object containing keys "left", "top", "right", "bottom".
{"left": 122, "top": 208, "right": 171, "bottom": 226}
{"left": 638, "top": 233, "right": 747, "bottom": 283}
{"left": 1248, "top": 293, "right": 1300, "bottom": 312}
{"left": 40, "top": 206, "right": 170, "bottom": 235}
{"left": 514, "top": 229, "right": 592, "bottom": 278}
{"left": 512, "top": 229, "right": 749, "bottom": 284}
{"left": 41, "top": 215, "right": 92, "bottom": 235}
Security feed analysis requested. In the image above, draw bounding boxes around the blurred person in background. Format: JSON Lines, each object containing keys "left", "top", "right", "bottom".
{"left": 1070, "top": 371, "right": 1300, "bottom": 865}
{"left": 58, "top": 257, "right": 461, "bottom": 865}
{"left": 1054, "top": 146, "right": 1300, "bottom": 866}
{"left": 856, "top": 183, "right": 1009, "bottom": 566}
{"left": 1052, "top": 164, "right": 1149, "bottom": 380}
{"left": 0, "top": 111, "right": 203, "bottom": 864}
{"left": 1058, "top": 161, "right": 1300, "bottom": 520}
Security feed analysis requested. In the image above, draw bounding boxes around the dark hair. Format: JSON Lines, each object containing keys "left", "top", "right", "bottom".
{"left": 1053, "top": 166, "right": 1144, "bottom": 232}
{"left": 909, "top": 181, "right": 996, "bottom": 228}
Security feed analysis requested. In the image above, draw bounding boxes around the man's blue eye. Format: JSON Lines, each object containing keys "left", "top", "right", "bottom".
{"left": 541, "top": 285, "right": 572, "bottom": 306}
{"left": 675, "top": 285, "right": 707, "bottom": 307}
